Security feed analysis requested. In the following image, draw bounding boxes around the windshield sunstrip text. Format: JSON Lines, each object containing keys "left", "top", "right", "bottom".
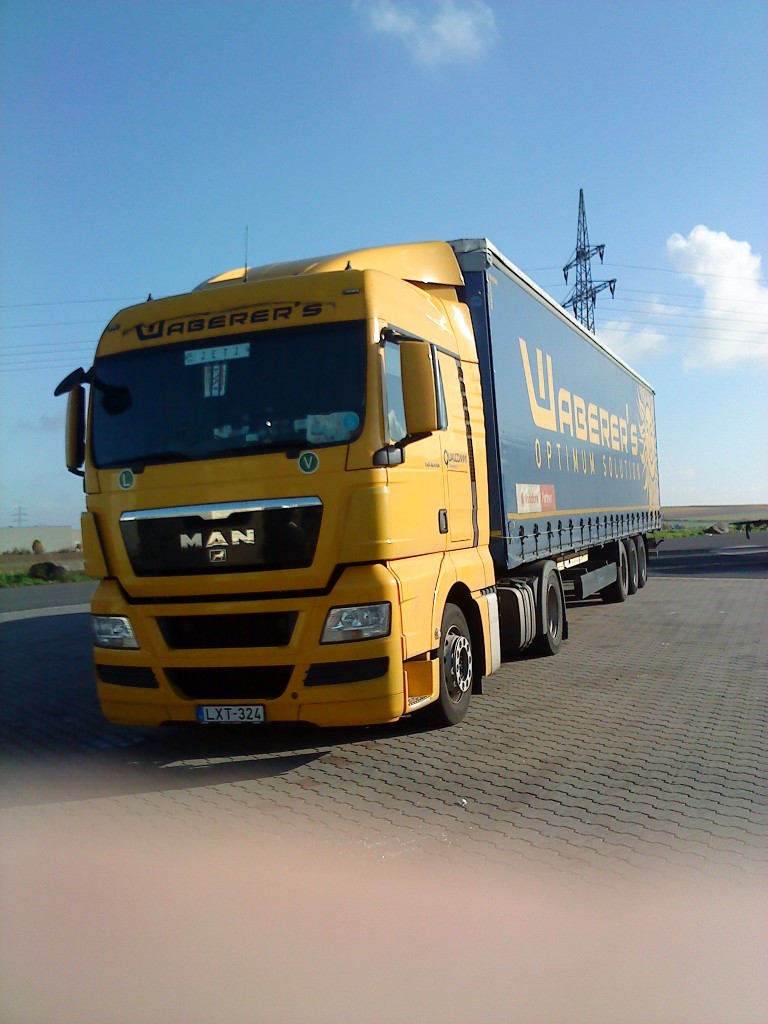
{"left": 131, "top": 302, "right": 327, "bottom": 342}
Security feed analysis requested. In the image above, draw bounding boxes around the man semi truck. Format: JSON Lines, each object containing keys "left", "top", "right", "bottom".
{"left": 56, "top": 239, "right": 660, "bottom": 729}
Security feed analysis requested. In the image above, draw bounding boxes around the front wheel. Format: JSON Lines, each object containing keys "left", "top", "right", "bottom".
{"left": 422, "top": 603, "right": 473, "bottom": 727}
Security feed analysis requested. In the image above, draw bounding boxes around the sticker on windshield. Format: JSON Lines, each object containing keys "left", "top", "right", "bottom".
{"left": 306, "top": 411, "right": 360, "bottom": 443}
{"left": 185, "top": 344, "right": 250, "bottom": 366}
{"left": 204, "top": 363, "right": 228, "bottom": 398}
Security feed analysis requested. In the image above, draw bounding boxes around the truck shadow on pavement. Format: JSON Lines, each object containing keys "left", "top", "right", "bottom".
{"left": 3, "top": 533, "right": 766, "bottom": 810}
{"left": 1, "top": 718, "right": 425, "bottom": 810}
{"left": 0, "top": 612, "right": 427, "bottom": 808}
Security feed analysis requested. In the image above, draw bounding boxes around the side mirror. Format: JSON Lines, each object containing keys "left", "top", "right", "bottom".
{"left": 65, "top": 385, "right": 86, "bottom": 476}
{"left": 400, "top": 341, "right": 440, "bottom": 436}
{"left": 54, "top": 366, "right": 88, "bottom": 396}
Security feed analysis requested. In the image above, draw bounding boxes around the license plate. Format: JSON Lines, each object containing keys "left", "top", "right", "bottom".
{"left": 196, "top": 704, "right": 265, "bottom": 724}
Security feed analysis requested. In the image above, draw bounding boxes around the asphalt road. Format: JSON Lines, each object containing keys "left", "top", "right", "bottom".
{"left": 2, "top": 533, "right": 766, "bottom": 1023}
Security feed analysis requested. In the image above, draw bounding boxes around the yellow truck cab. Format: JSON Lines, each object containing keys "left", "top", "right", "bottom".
{"left": 58, "top": 242, "right": 501, "bottom": 728}
{"left": 57, "top": 239, "right": 659, "bottom": 729}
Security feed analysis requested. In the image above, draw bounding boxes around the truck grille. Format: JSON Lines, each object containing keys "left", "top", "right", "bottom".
{"left": 157, "top": 612, "right": 297, "bottom": 649}
{"left": 165, "top": 666, "right": 292, "bottom": 700}
{"left": 120, "top": 499, "right": 322, "bottom": 576}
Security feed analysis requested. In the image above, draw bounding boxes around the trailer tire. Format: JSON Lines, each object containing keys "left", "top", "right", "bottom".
{"left": 422, "top": 603, "right": 473, "bottom": 728}
{"left": 532, "top": 566, "right": 564, "bottom": 657}
{"left": 625, "top": 538, "right": 639, "bottom": 595}
{"left": 601, "top": 541, "right": 629, "bottom": 604}
{"left": 635, "top": 536, "right": 648, "bottom": 588}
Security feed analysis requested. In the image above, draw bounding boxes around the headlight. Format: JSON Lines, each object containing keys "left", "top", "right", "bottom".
{"left": 92, "top": 615, "right": 139, "bottom": 649}
{"left": 321, "top": 603, "right": 391, "bottom": 644}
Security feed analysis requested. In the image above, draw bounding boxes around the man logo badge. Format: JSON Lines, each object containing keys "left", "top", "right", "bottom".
{"left": 209, "top": 548, "right": 227, "bottom": 563}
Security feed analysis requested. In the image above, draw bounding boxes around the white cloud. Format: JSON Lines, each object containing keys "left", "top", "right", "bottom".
{"left": 599, "top": 319, "right": 666, "bottom": 364}
{"left": 17, "top": 412, "right": 64, "bottom": 433}
{"left": 355, "top": 0, "right": 496, "bottom": 66}
{"left": 666, "top": 225, "right": 768, "bottom": 369}
{"left": 596, "top": 295, "right": 684, "bottom": 364}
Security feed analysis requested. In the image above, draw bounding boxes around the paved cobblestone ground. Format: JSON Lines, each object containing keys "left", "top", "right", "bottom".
{"left": 1, "top": 544, "right": 766, "bottom": 884}
{"left": 2, "top": 540, "right": 767, "bottom": 1022}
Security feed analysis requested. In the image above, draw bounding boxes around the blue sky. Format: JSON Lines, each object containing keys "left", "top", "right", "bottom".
{"left": 1, "top": 0, "right": 766, "bottom": 527}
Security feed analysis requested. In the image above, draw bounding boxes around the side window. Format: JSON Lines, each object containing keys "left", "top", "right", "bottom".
{"left": 433, "top": 348, "right": 448, "bottom": 430}
{"left": 383, "top": 340, "right": 407, "bottom": 442}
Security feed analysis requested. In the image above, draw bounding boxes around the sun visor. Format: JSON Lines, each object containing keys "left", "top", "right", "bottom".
{"left": 195, "top": 241, "right": 464, "bottom": 291}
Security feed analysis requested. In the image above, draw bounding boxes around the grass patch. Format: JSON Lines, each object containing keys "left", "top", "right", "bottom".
{"left": 656, "top": 528, "right": 705, "bottom": 540}
{"left": 0, "top": 572, "right": 46, "bottom": 588}
{"left": 0, "top": 570, "right": 91, "bottom": 589}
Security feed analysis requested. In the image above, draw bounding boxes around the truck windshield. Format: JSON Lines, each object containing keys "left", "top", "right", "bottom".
{"left": 91, "top": 321, "right": 367, "bottom": 469}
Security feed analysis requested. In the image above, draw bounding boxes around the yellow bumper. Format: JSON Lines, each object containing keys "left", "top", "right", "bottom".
{"left": 92, "top": 565, "right": 408, "bottom": 728}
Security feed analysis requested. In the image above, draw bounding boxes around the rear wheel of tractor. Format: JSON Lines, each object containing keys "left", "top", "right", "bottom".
{"left": 625, "top": 538, "right": 639, "bottom": 595}
{"left": 601, "top": 541, "right": 629, "bottom": 604}
{"left": 634, "top": 535, "right": 648, "bottom": 588}
{"left": 422, "top": 603, "right": 473, "bottom": 728}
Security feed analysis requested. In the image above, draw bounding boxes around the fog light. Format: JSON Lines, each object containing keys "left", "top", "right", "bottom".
{"left": 321, "top": 603, "right": 391, "bottom": 644}
{"left": 92, "top": 615, "right": 139, "bottom": 649}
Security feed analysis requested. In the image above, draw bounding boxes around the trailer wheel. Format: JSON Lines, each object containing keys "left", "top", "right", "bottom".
{"left": 422, "top": 603, "right": 473, "bottom": 728}
{"left": 601, "top": 541, "right": 629, "bottom": 604}
{"left": 625, "top": 538, "right": 639, "bottom": 595}
{"left": 532, "top": 567, "right": 564, "bottom": 657}
{"left": 634, "top": 536, "right": 648, "bottom": 588}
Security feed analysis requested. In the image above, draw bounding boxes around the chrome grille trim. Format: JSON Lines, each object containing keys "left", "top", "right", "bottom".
{"left": 120, "top": 497, "right": 322, "bottom": 523}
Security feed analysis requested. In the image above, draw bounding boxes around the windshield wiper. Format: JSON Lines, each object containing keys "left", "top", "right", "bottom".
{"left": 98, "top": 450, "right": 193, "bottom": 471}
{"left": 222, "top": 440, "right": 303, "bottom": 454}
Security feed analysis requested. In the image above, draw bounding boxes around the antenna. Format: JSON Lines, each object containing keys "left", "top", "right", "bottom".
{"left": 243, "top": 226, "right": 249, "bottom": 282}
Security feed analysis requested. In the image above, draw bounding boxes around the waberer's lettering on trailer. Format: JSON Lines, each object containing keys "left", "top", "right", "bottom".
{"left": 519, "top": 337, "right": 645, "bottom": 484}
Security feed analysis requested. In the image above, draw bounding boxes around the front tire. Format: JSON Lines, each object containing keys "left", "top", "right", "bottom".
{"left": 422, "top": 603, "right": 473, "bottom": 727}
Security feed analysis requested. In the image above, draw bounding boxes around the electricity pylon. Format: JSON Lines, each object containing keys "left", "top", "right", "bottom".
{"left": 562, "top": 188, "right": 617, "bottom": 333}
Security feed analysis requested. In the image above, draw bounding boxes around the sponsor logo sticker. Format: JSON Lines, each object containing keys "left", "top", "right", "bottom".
{"left": 516, "top": 483, "right": 557, "bottom": 514}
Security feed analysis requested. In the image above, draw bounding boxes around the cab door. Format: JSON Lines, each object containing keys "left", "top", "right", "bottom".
{"left": 381, "top": 336, "right": 447, "bottom": 556}
{"left": 435, "top": 351, "right": 475, "bottom": 546}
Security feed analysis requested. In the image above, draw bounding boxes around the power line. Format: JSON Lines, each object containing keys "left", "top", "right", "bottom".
{"left": 0, "top": 287, "right": 764, "bottom": 373}
{"left": 534, "top": 278, "right": 768, "bottom": 305}
{"left": 600, "top": 309, "right": 768, "bottom": 331}
{"left": 0, "top": 296, "right": 142, "bottom": 310}
{"left": 0, "top": 319, "right": 107, "bottom": 331}
{"left": 2, "top": 260, "right": 766, "bottom": 313}
{"left": 530, "top": 261, "right": 768, "bottom": 283}
{"left": 595, "top": 287, "right": 768, "bottom": 307}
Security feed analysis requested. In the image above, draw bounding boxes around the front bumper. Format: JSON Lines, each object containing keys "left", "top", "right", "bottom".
{"left": 92, "top": 564, "right": 407, "bottom": 728}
